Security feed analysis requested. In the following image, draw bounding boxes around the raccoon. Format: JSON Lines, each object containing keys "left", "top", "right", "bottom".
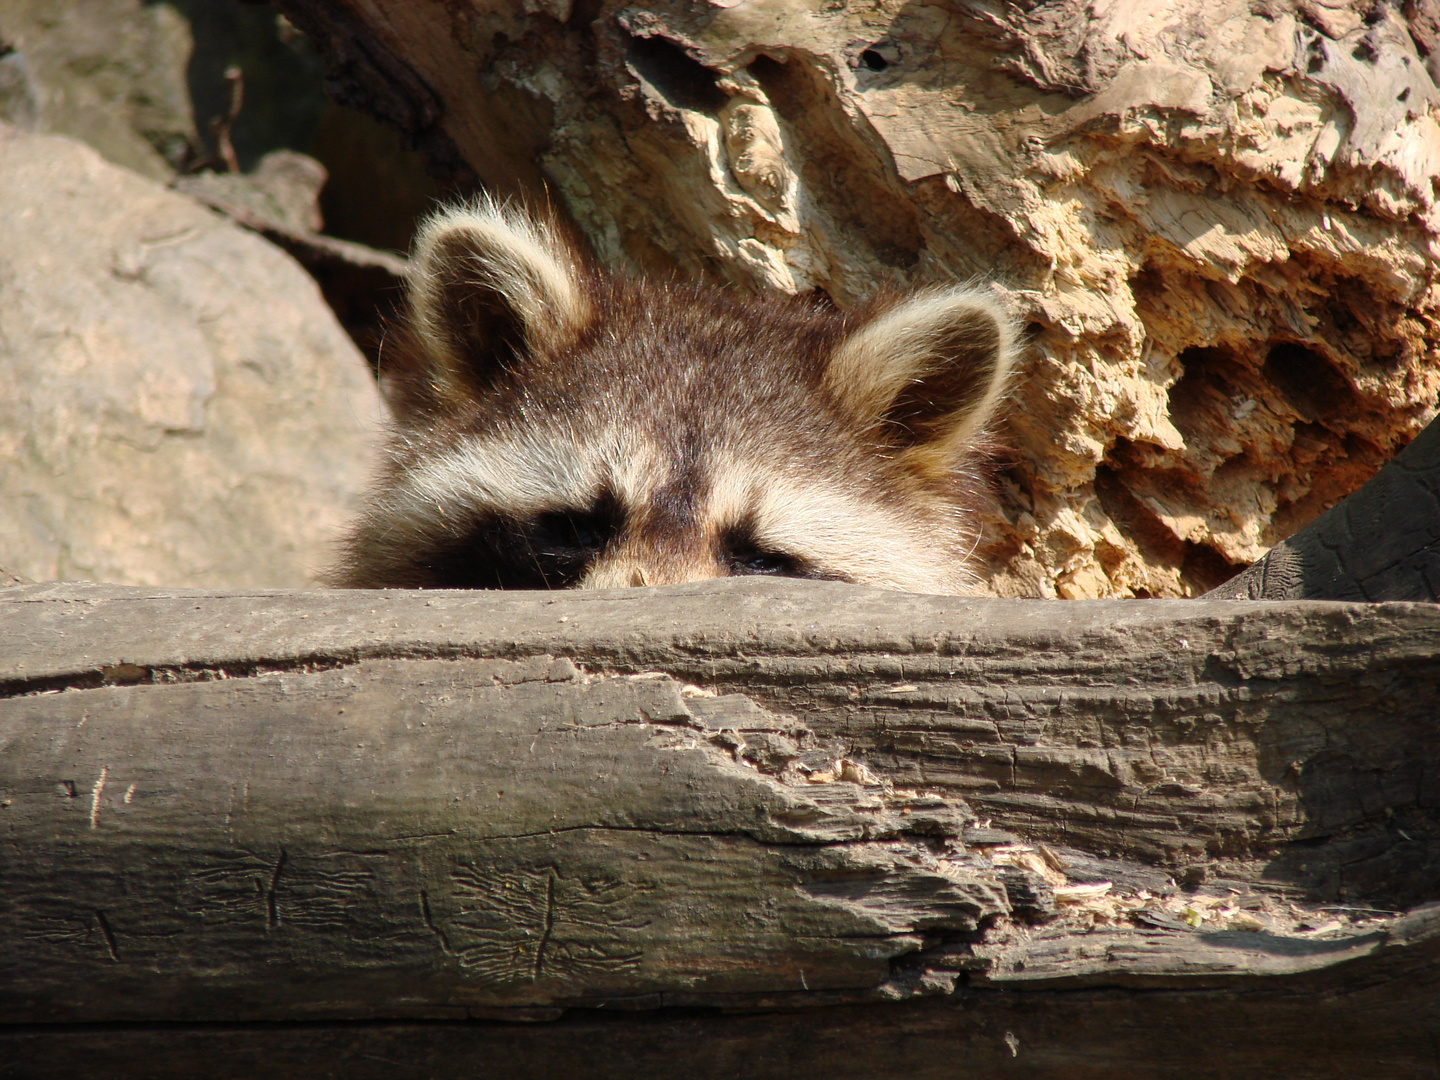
{"left": 332, "top": 199, "right": 1016, "bottom": 595}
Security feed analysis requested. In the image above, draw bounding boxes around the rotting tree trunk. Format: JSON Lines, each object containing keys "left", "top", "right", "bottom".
{"left": 1204, "top": 408, "right": 1440, "bottom": 600}
{"left": 271, "top": 0, "right": 1440, "bottom": 600}
{"left": 2, "top": 580, "right": 1440, "bottom": 1077}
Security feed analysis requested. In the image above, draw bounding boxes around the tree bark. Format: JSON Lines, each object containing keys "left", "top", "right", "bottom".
{"left": 271, "top": 0, "right": 1440, "bottom": 600}
{"left": 2, "top": 581, "right": 1438, "bottom": 1075}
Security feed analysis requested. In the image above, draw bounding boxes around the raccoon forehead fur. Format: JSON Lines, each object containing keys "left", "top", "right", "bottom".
{"left": 334, "top": 197, "right": 1017, "bottom": 595}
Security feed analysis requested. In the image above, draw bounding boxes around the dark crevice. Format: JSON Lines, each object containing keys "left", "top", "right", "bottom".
{"left": 859, "top": 48, "right": 890, "bottom": 72}
{"left": 94, "top": 910, "right": 121, "bottom": 963}
{"left": 623, "top": 34, "right": 726, "bottom": 114}
{"left": 1167, "top": 346, "right": 1247, "bottom": 444}
{"left": 746, "top": 52, "right": 923, "bottom": 270}
{"left": 1262, "top": 342, "right": 1358, "bottom": 425}
{"left": 1093, "top": 459, "right": 1242, "bottom": 596}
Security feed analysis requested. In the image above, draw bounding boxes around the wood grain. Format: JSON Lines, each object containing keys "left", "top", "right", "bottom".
{"left": 3, "top": 579, "right": 1438, "bottom": 1071}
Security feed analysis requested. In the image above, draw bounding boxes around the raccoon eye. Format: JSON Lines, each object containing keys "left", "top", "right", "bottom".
{"left": 726, "top": 544, "right": 803, "bottom": 577}
{"left": 722, "top": 522, "right": 804, "bottom": 577}
{"left": 534, "top": 509, "right": 611, "bottom": 552}
{"left": 720, "top": 523, "right": 848, "bottom": 582}
{"left": 412, "top": 494, "right": 625, "bottom": 591}
{"left": 531, "top": 508, "right": 621, "bottom": 563}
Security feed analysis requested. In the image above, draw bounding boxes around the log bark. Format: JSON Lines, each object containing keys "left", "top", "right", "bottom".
{"left": 270, "top": 0, "right": 1440, "bottom": 600}
{"left": 3, "top": 580, "right": 1439, "bottom": 1075}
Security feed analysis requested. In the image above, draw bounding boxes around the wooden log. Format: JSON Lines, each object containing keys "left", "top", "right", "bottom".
{"left": 2, "top": 580, "right": 1439, "bottom": 1075}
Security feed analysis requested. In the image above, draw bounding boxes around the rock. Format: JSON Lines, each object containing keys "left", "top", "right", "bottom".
{"left": 0, "top": 127, "right": 386, "bottom": 588}
{"left": 172, "top": 149, "right": 329, "bottom": 236}
{"left": 0, "top": 0, "right": 197, "bottom": 180}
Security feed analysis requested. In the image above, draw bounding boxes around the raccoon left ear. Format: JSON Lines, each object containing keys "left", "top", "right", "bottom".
{"left": 406, "top": 199, "right": 591, "bottom": 408}
{"left": 825, "top": 287, "right": 1015, "bottom": 473}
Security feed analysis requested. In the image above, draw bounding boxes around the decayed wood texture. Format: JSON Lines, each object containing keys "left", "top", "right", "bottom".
{"left": 1207, "top": 410, "right": 1440, "bottom": 601}
{"left": 3, "top": 581, "right": 1439, "bottom": 1075}
{"left": 272, "top": 0, "right": 1440, "bottom": 600}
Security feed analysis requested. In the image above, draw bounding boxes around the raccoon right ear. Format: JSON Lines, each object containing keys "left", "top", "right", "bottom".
{"left": 824, "top": 287, "right": 1015, "bottom": 477}
{"left": 406, "top": 199, "right": 592, "bottom": 408}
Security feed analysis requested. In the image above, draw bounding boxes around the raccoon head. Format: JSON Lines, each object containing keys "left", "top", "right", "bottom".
{"left": 334, "top": 198, "right": 1016, "bottom": 595}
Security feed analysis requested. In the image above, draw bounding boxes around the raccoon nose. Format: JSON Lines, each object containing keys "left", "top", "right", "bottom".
{"left": 579, "top": 549, "right": 721, "bottom": 589}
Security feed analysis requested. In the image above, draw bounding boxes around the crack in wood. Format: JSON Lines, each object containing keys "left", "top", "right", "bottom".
{"left": 419, "top": 890, "right": 454, "bottom": 955}
{"left": 267, "top": 850, "right": 287, "bottom": 930}
{"left": 0, "top": 656, "right": 359, "bottom": 700}
{"left": 2, "top": 648, "right": 604, "bottom": 701}
{"left": 94, "top": 910, "right": 119, "bottom": 963}
{"left": 535, "top": 871, "right": 557, "bottom": 979}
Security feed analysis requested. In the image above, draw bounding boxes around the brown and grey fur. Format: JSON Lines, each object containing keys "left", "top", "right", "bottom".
{"left": 333, "top": 199, "right": 1016, "bottom": 595}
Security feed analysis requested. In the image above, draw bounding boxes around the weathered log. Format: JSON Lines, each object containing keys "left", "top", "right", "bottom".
{"left": 2, "top": 580, "right": 1438, "bottom": 1075}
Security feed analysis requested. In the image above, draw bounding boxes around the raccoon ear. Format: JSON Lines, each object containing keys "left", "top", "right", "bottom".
{"left": 825, "top": 287, "right": 1015, "bottom": 473}
{"left": 406, "top": 198, "right": 591, "bottom": 407}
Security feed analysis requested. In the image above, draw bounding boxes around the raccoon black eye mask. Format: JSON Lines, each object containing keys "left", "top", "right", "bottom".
{"left": 333, "top": 199, "right": 1016, "bottom": 595}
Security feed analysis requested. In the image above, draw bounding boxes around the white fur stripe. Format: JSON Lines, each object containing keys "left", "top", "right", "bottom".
{"left": 382, "top": 433, "right": 975, "bottom": 594}
{"left": 386, "top": 424, "right": 648, "bottom": 527}
{"left": 707, "top": 458, "right": 973, "bottom": 593}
